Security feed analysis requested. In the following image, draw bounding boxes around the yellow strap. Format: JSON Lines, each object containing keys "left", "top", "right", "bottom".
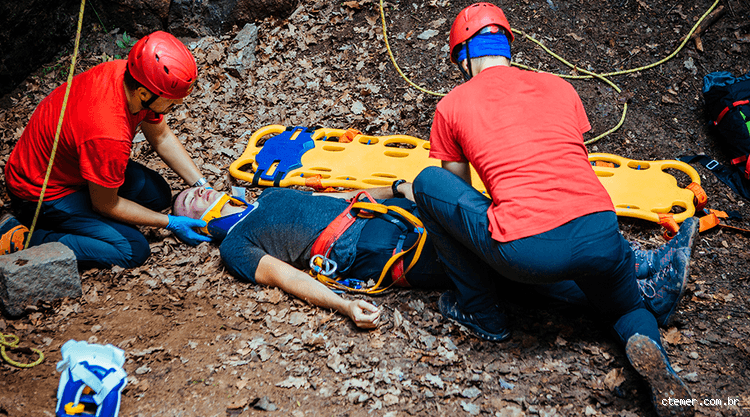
{"left": 25, "top": 0, "right": 86, "bottom": 249}
{"left": 310, "top": 202, "right": 427, "bottom": 294}
{"left": 0, "top": 332, "right": 45, "bottom": 368}
{"left": 65, "top": 402, "right": 86, "bottom": 414}
{"left": 199, "top": 193, "right": 245, "bottom": 234}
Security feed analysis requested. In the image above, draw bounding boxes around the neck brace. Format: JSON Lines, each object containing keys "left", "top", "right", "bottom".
{"left": 199, "top": 193, "right": 256, "bottom": 241}
{"left": 199, "top": 194, "right": 245, "bottom": 234}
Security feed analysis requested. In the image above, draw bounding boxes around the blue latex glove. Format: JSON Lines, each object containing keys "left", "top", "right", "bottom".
{"left": 166, "top": 215, "right": 212, "bottom": 246}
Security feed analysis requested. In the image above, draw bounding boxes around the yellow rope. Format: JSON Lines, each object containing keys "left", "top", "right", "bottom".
{"left": 379, "top": 0, "right": 446, "bottom": 97}
{"left": 0, "top": 331, "right": 45, "bottom": 368}
{"left": 378, "top": 0, "right": 720, "bottom": 144}
{"left": 25, "top": 0, "right": 87, "bottom": 249}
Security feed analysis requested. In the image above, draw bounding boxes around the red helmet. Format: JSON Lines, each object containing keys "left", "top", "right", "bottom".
{"left": 449, "top": 3, "right": 514, "bottom": 63}
{"left": 127, "top": 31, "right": 197, "bottom": 100}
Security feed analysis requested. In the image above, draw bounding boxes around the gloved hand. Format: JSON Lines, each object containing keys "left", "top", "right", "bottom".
{"left": 166, "top": 215, "right": 212, "bottom": 246}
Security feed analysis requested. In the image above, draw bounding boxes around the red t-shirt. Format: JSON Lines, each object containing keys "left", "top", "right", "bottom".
{"left": 429, "top": 65, "right": 614, "bottom": 242}
{"left": 5, "top": 60, "right": 163, "bottom": 201}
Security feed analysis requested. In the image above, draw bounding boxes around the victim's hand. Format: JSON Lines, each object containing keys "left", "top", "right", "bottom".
{"left": 347, "top": 299, "right": 381, "bottom": 329}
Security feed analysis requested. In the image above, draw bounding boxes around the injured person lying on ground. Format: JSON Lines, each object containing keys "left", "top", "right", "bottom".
{"left": 169, "top": 184, "right": 692, "bottom": 331}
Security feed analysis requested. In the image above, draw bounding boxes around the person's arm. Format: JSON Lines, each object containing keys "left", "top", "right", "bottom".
{"left": 442, "top": 160, "right": 472, "bottom": 185}
{"left": 255, "top": 254, "right": 381, "bottom": 329}
{"left": 89, "top": 182, "right": 169, "bottom": 227}
{"left": 316, "top": 181, "right": 414, "bottom": 202}
{"left": 89, "top": 182, "right": 210, "bottom": 245}
{"left": 141, "top": 119, "right": 206, "bottom": 187}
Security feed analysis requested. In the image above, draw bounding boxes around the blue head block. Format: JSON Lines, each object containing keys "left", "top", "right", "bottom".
{"left": 254, "top": 126, "right": 315, "bottom": 184}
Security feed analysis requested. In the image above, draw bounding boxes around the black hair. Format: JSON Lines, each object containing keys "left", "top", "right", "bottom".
{"left": 123, "top": 68, "right": 145, "bottom": 93}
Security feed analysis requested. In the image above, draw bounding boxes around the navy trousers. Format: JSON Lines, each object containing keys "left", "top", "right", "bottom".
{"left": 9, "top": 160, "right": 171, "bottom": 269}
{"left": 413, "top": 166, "right": 663, "bottom": 348}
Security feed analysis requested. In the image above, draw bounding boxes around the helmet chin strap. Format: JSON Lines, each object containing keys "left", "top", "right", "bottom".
{"left": 140, "top": 90, "right": 160, "bottom": 111}
{"left": 458, "top": 43, "right": 474, "bottom": 81}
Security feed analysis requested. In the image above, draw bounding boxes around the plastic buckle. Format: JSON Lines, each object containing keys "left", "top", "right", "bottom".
{"left": 705, "top": 159, "right": 719, "bottom": 170}
{"left": 309, "top": 254, "right": 337, "bottom": 277}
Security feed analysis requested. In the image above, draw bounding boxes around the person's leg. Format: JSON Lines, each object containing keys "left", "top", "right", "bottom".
{"left": 553, "top": 212, "right": 694, "bottom": 417}
{"left": 412, "top": 166, "right": 502, "bottom": 311}
{"left": 413, "top": 167, "right": 510, "bottom": 341}
{"left": 9, "top": 190, "right": 150, "bottom": 268}
{"left": 118, "top": 160, "right": 172, "bottom": 212}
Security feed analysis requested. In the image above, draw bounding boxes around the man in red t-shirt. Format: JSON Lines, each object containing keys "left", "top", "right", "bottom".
{"left": 1, "top": 31, "right": 211, "bottom": 268}
{"left": 412, "top": 4, "right": 697, "bottom": 416}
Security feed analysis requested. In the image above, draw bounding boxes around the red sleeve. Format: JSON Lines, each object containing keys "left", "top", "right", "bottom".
{"left": 142, "top": 111, "right": 163, "bottom": 125}
{"left": 78, "top": 139, "right": 132, "bottom": 188}
{"left": 429, "top": 108, "right": 467, "bottom": 162}
{"left": 573, "top": 91, "right": 591, "bottom": 135}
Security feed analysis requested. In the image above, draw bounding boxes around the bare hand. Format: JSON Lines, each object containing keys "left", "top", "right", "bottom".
{"left": 347, "top": 300, "right": 380, "bottom": 329}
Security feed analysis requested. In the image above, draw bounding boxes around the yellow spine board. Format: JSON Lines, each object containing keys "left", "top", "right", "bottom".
{"left": 230, "top": 126, "right": 701, "bottom": 224}
{"left": 229, "top": 125, "right": 487, "bottom": 191}
{"left": 589, "top": 153, "right": 700, "bottom": 223}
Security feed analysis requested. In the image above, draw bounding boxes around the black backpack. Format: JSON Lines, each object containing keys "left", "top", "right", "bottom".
{"left": 680, "top": 71, "right": 750, "bottom": 200}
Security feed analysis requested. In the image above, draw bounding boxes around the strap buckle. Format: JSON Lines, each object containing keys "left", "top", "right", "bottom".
{"left": 309, "top": 254, "right": 337, "bottom": 277}
{"left": 705, "top": 159, "right": 720, "bottom": 170}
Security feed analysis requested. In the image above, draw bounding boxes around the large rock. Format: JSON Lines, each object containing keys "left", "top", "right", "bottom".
{"left": 223, "top": 23, "right": 259, "bottom": 79}
{"left": 0, "top": 242, "right": 80, "bottom": 317}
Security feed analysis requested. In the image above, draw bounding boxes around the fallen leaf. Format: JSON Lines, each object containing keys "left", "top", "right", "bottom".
{"left": 604, "top": 368, "right": 625, "bottom": 391}
{"left": 226, "top": 397, "right": 249, "bottom": 410}
{"left": 664, "top": 327, "right": 682, "bottom": 345}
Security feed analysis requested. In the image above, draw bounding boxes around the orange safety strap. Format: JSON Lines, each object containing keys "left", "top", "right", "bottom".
{"left": 304, "top": 174, "right": 325, "bottom": 191}
{"left": 658, "top": 213, "right": 680, "bottom": 241}
{"left": 686, "top": 182, "right": 708, "bottom": 211}
{"left": 338, "top": 128, "right": 362, "bottom": 143}
{"left": 699, "top": 211, "right": 722, "bottom": 232}
{"left": 593, "top": 161, "right": 616, "bottom": 168}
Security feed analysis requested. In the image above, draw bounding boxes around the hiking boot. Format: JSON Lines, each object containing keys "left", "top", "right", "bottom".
{"left": 0, "top": 213, "right": 28, "bottom": 255}
{"left": 634, "top": 217, "right": 699, "bottom": 280}
{"left": 636, "top": 217, "right": 698, "bottom": 326}
{"left": 438, "top": 290, "right": 510, "bottom": 342}
{"left": 626, "top": 334, "right": 695, "bottom": 417}
{"left": 638, "top": 249, "right": 691, "bottom": 327}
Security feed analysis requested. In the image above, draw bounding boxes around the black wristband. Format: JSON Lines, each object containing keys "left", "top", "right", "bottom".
{"left": 391, "top": 179, "right": 407, "bottom": 198}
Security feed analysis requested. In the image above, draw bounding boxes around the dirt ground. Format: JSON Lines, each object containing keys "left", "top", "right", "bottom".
{"left": 1, "top": 0, "right": 749, "bottom": 416}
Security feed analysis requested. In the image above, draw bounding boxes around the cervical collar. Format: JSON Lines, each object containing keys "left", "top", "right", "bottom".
{"left": 199, "top": 194, "right": 246, "bottom": 234}
{"left": 199, "top": 193, "right": 256, "bottom": 241}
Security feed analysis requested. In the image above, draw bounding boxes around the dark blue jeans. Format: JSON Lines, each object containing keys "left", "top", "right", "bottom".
{"left": 8, "top": 161, "right": 171, "bottom": 269}
{"left": 413, "top": 166, "right": 662, "bottom": 348}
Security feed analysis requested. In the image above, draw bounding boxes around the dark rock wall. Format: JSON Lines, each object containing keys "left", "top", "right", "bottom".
{"left": 0, "top": 0, "right": 82, "bottom": 96}
{"left": 0, "top": 0, "right": 298, "bottom": 96}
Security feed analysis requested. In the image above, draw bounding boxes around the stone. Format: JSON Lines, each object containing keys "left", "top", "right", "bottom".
{"left": 224, "top": 23, "right": 259, "bottom": 79}
{"left": 0, "top": 242, "right": 80, "bottom": 316}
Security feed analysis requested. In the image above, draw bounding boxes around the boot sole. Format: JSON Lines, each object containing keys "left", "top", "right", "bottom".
{"left": 626, "top": 334, "right": 695, "bottom": 417}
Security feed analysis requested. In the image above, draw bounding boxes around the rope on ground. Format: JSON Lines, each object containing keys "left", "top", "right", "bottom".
{"left": 25, "top": 0, "right": 87, "bottom": 249}
{"left": 379, "top": 0, "right": 446, "bottom": 97}
{"left": 378, "top": 0, "right": 721, "bottom": 144}
{"left": 0, "top": 331, "right": 45, "bottom": 368}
